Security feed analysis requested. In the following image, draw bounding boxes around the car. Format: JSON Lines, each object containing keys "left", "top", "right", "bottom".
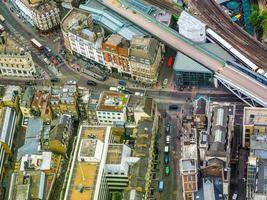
{"left": 45, "top": 51, "right": 52, "bottom": 58}
{"left": 87, "top": 80, "right": 97, "bottom": 86}
{"left": 164, "top": 153, "right": 170, "bottom": 164}
{"left": 163, "top": 78, "right": 168, "bottom": 86}
{"left": 169, "top": 104, "right": 178, "bottom": 110}
{"left": 165, "top": 166, "right": 170, "bottom": 176}
{"left": 158, "top": 180, "right": 164, "bottom": 192}
{"left": 166, "top": 135, "right": 170, "bottom": 144}
{"left": 43, "top": 58, "right": 50, "bottom": 65}
{"left": 134, "top": 92, "right": 144, "bottom": 96}
{"left": 122, "top": 89, "right": 133, "bottom": 95}
{"left": 118, "top": 85, "right": 125, "bottom": 91}
{"left": 50, "top": 78, "right": 60, "bottom": 83}
{"left": 55, "top": 55, "right": 63, "bottom": 63}
{"left": 118, "top": 79, "right": 126, "bottom": 86}
{"left": 232, "top": 192, "right": 238, "bottom": 200}
{"left": 51, "top": 57, "right": 58, "bottom": 65}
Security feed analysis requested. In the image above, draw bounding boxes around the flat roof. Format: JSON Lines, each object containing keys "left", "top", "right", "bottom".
{"left": 0, "top": 107, "right": 16, "bottom": 146}
{"left": 106, "top": 144, "right": 123, "bottom": 164}
{"left": 181, "top": 159, "right": 197, "bottom": 171}
{"left": 97, "top": 91, "right": 129, "bottom": 112}
{"left": 243, "top": 107, "right": 267, "bottom": 126}
{"left": 173, "top": 52, "right": 212, "bottom": 73}
{"left": 65, "top": 126, "right": 110, "bottom": 200}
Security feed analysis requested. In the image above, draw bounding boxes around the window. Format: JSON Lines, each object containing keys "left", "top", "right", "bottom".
{"left": 118, "top": 117, "right": 121, "bottom": 120}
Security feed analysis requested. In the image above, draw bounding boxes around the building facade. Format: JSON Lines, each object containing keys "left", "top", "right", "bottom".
{"left": 32, "top": 0, "right": 60, "bottom": 32}
{"left": 129, "top": 36, "right": 161, "bottom": 84}
{"left": 102, "top": 34, "right": 130, "bottom": 76}
{"left": 14, "top": 0, "right": 34, "bottom": 25}
{"left": 242, "top": 107, "right": 267, "bottom": 148}
{"left": 61, "top": 8, "right": 105, "bottom": 65}
{"left": 0, "top": 52, "right": 36, "bottom": 77}
{"left": 96, "top": 91, "right": 129, "bottom": 126}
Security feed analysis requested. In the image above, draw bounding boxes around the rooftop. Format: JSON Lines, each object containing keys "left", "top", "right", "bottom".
{"left": 207, "top": 103, "right": 233, "bottom": 155}
{"left": 106, "top": 144, "right": 123, "bottom": 164}
{"left": 256, "top": 159, "right": 267, "bottom": 194}
{"left": 2, "top": 85, "right": 20, "bottom": 102}
{"left": 181, "top": 159, "right": 197, "bottom": 172}
{"left": 243, "top": 107, "right": 267, "bottom": 126}
{"left": 79, "top": 0, "right": 148, "bottom": 40}
{"left": 97, "top": 91, "right": 129, "bottom": 112}
{"left": 65, "top": 126, "right": 111, "bottom": 200}
{"left": 20, "top": 151, "right": 52, "bottom": 171}
{"left": 0, "top": 107, "right": 16, "bottom": 146}
{"left": 194, "top": 177, "right": 223, "bottom": 200}
{"left": 34, "top": 0, "right": 58, "bottom": 13}
{"left": 8, "top": 170, "right": 46, "bottom": 200}
{"left": 130, "top": 36, "right": 159, "bottom": 63}
{"left": 104, "top": 34, "right": 130, "bottom": 48}
{"left": 21, "top": 86, "right": 35, "bottom": 108}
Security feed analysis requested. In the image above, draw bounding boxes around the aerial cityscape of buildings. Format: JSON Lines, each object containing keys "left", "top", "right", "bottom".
{"left": 0, "top": 0, "right": 267, "bottom": 200}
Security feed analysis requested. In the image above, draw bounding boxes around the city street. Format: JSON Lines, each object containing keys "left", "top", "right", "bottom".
{"left": 156, "top": 106, "right": 183, "bottom": 200}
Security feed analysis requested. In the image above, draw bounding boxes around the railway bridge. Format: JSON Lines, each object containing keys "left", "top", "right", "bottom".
{"left": 101, "top": 0, "right": 267, "bottom": 107}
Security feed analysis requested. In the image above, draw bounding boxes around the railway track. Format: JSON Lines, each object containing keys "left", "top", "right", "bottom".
{"left": 144, "top": 0, "right": 181, "bottom": 15}
{"left": 191, "top": 0, "right": 267, "bottom": 69}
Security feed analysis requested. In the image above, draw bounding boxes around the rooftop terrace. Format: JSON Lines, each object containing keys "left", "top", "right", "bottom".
{"left": 97, "top": 91, "right": 129, "bottom": 112}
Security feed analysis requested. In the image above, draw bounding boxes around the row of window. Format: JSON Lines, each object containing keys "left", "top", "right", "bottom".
{"left": 0, "top": 68, "right": 31, "bottom": 75}
{"left": 98, "top": 116, "right": 121, "bottom": 120}
{"left": 98, "top": 112, "right": 121, "bottom": 115}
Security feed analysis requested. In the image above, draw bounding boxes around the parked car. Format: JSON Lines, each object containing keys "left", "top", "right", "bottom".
{"left": 165, "top": 166, "right": 170, "bottom": 176}
{"left": 166, "top": 135, "right": 170, "bottom": 144}
{"left": 55, "top": 55, "right": 63, "bottom": 63}
{"left": 87, "top": 80, "right": 97, "bottom": 86}
{"left": 118, "top": 79, "right": 126, "bottom": 86}
{"left": 122, "top": 89, "right": 133, "bottom": 94}
{"left": 169, "top": 104, "right": 178, "bottom": 110}
{"left": 51, "top": 57, "right": 58, "bottom": 65}
{"left": 50, "top": 77, "right": 60, "bottom": 83}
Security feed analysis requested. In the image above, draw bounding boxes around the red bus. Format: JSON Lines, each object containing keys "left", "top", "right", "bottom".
{"left": 30, "top": 38, "right": 43, "bottom": 52}
{"left": 166, "top": 56, "right": 173, "bottom": 68}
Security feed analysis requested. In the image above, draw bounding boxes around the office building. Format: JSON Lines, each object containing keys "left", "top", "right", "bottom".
{"left": 105, "top": 144, "right": 138, "bottom": 190}
{"left": 50, "top": 81, "right": 78, "bottom": 119}
{"left": 102, "top": 34, "right": 130, "bottom": 76}
{"left": 129, "top": 36, "right": 161, "bottom": 84}
{"left": 96, "top": 91, "right": 129, "bottom": 126}
{"left": 32, "top": 0, "right": 60, "bottom": 33}
{"left": 61, "top": 8, "right": 105, "bottom": 65}
{"left": 0, "top": 52, "right": 36, "bottom": 77}
{"left": 64, "top": 126, "right": 112, "bottom": 200}
{"left": 180, "top": 125, "right": 198, "bottom": 200}
{"left": 242, "top": 107, "right": 267, "bottom": 148}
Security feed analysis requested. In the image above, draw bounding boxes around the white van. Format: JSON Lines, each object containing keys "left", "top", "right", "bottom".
{"left": 164, "top": 146, "right": 169, "bottom": 153}
{"left": 166, "top": 135, "right": 170, "bottom": 144}
{"left": 232, "top": 192, "right": 238, "bottom": 200}
{"left": 109, "top": 87, "right": 119, "bottom": 92}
